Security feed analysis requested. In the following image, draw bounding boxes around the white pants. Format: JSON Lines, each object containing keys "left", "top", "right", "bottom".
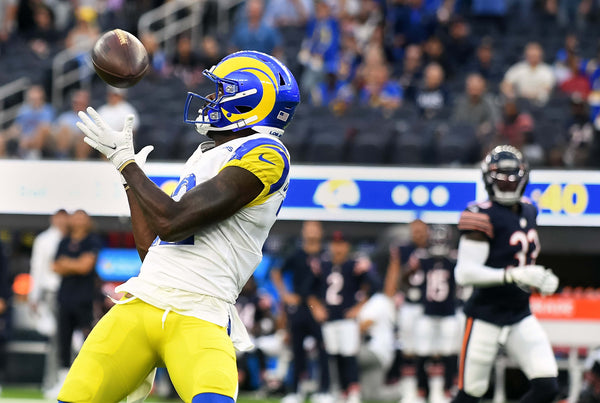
{"left": 458, "top": 315, "right": 558, "bottom": 397}
{"left": 415, "top": 315, "right": 460, "bottom": 356}
{"left": 398, "top": 303, "right": 424, "bottom": 355}
{"left": 322, "top": 319, "right": 360, "bottom": 356}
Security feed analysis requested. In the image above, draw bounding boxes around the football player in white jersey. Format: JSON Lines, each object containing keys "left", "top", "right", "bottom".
{"left": 60, "top": 50, "right": 300, "bottom": 403}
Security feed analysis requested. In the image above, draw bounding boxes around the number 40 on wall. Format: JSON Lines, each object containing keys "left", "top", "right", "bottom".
{"left": 530, "top": 184, "right": 588, "bottom": 215}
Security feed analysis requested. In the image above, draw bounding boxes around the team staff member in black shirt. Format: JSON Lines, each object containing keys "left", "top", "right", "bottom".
{"left": 48, "top": 209, "right": 101, "bottom": 398}
{"left": 271, "top": 221, "right": 331, "bottom": 403}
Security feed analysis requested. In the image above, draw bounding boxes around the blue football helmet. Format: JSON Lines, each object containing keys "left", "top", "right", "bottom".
{"left": 482, "top": 145, "right": 529, "bottom": 205}
{"left": 184, "top": 50, "right": 300, "bottom": 137}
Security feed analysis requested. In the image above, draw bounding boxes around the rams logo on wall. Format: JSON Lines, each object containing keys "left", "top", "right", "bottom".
{"left": 313, "top": 179, "right": 360, "bottom": 209}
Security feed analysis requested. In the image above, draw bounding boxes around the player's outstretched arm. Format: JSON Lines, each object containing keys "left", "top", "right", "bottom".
{"left": 455, "top": 232, "right": 505, "bottom": 287}
{"left": 122, "top": 163, "right": 263, "bottom": 243}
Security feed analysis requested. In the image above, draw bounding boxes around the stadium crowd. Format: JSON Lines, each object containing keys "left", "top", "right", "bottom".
{"left": 1, "top": 0, "right": 600, "bottom": 166}
{"left": 1, "top": 0, "right": 600, "bottom": 402}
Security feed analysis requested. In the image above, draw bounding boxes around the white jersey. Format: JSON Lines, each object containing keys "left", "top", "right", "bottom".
{"left": 358, "top": 293, "right": 396, "bottom": 369}
{"left": 116, "top": 133, "right": 290, "bottom": 350}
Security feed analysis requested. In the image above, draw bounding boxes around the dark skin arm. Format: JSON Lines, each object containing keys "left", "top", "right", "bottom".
{"left": 121, "top": 162, "right": 264, "bottom": 247}
{"left": 125, "top": 188, "right": 157, "bottom": 261}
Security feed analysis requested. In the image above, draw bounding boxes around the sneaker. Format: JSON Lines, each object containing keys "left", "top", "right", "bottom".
{"left": 311, "top": 392, "right": 336, "bottom": 403}
{"left": 43, "top": 368, "right": 69, "bottom": 400}
{"left": 282, "top": 393, "right": 303, "bottom": 403}
{"left": 346, "top": 391, "right": 361, "bottom": 403}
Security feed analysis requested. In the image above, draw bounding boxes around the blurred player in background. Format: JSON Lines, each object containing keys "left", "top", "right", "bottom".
{"left": 271, "top": 221, "right": 332, "bottom": 403}
{"left": 28, "top": 209, "right": 69, "bottom": 393}
{"left": 452, "top": 145, "right": 560, "bottom": 403}
{"left": 306, "top": 231, "right": 379, "bottom": 403}
{"left": 413, "top": 224, "right": 459, "bottom": 403}
{"left": 357, "top": 243, "right": 400, "bottom": 401}
{"left": 397, "top": 219, "right": 429, "bottom": 403}
{"left": 63, "top": 50, "right": 300, "bottom": 403}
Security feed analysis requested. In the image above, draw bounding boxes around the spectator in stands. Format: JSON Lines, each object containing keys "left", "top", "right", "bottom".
{"left": 198, "top": 35, "right": 225, "bottom": 71}
{"left": 467, "top": 37, "right": 504, "bottom": 86}
{"left": 310, "top": 70, "right": 354, "bottom": 114}
{"left": 53, "top": 89, "right": 91, "bottom": 159}
{"left": 0, "top": 237, "right": 12, "bottom": 393}
{"left": 263, "top": 0, "right": 313, "bottom": 28}
{"left": 422, "top": 35, "right": 452, "bottom": 78}
{"left": 230, "top": 0, "right": 283, "bottom": 58}
{"left": 414, "top": 62, "right": 449, "bottom": 120}
{"left": 65, "top": 6, "right": 100, "bottom": 83}
{"left": 559, "top": 57, "right": 591, "bottom": 99}
{"left": 358, "top": 62, "right": 403, "bottom": 115}
{"left": 398, "top": 44, "right": 424, "bottom": 102}
{"left": 46, "top": 209, "right": 101, "bottom": 399}
{"left": 553, "top": 33, "right": 580, "bottom": 85}
{"left": 469, "top": 0, "right": 508, "bottom": 33}
{"left": 389, "top": 0, "right": 438, "bottom": 48}
{"left": 97, "top": 87, "right": 140, "bottom": 133}
{"left": 139, "top": 32, "right": 167, "bottom": 78}
{"left": 546, "top": 0, "right": 592, "bottom": 32}
{"left": 29, "top": 209, "right": 70, "bottom": 393}
{"left": 500, "top": 42, "right": 555, "bottom": 106}
{"left": 452, "top": 73, "right": 499, "bottom": 140}
{"left": 496, "top": 99, "right": 535, "bottom": 151}
{"left": 336, "top": 30, "right": 362, "bottom": 85}
{"left": 563, "top": 93, "right": 595, "bottom": 167}
{"left": 441, "top": 16, "right": 474, "bottom": 73}
{"left": 170, "top": 33, "right": 204, "bottom": 89}
{"left": 0, "top": 84, "right": 54, "bottom": 159}
{"left": 0, "top": 0, "right": 17, "bottom": 49}
{"left": 24, "top": 4, "right": 61, "bottom": 60}
{"left": 298, "top": 0, "right": 340, "bottom": 96}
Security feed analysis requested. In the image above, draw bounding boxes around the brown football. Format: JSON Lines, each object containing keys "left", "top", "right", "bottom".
{"left": 91, "top": 29, "right": 149, "bottom": 88}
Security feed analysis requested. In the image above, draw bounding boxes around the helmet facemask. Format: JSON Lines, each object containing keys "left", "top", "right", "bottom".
{"left": 482, "top": 146, "right": 529, "bottom": 205}
{"left": 183, "top": 51, "right": 300, "bottom": 139}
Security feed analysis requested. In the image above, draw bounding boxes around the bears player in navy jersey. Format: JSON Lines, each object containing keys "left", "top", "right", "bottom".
{"left": 452, "top": 145, "right": 560, "bottom": 403}
{"left": 413, "top": 224, "right": 459, "bottom": 403}
{"left": 307, "top": 231, "right": 379, "bottom": 403}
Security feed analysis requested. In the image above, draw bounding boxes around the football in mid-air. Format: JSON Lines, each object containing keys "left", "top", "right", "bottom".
{"left": 91, "top": 29, "right": 149, "bottom": 88}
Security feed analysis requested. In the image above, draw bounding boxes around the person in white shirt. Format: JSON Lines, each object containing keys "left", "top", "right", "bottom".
{"left": 97, "top": 87, "right": 140, "bottom": 132}
{"left": 357, "top": 245, "right": 400, "bottom": 401}
{"left": 28, "top": 209, "right": 70, "bottom": 392}
{"left": 501, "top": 42, "right": 555, "bottom": 106}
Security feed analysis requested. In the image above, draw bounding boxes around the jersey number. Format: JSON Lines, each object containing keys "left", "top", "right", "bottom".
{"left": 425, "top": 269, "right": 450, "bottom": 302}
{"left": 326, "top": 272, "right": 344, "bottom": 306}
{"left": 509, "top": 229, "right": 540, "bottom": 267}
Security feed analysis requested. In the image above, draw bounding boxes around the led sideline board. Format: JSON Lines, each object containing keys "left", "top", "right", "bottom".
{"left": 1, "top": 160, "right": 599, "bottom": 227}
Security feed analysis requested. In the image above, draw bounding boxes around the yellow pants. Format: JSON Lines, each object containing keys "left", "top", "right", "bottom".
{"left": 58, "top": 298, "right": 237, "bottom": 403}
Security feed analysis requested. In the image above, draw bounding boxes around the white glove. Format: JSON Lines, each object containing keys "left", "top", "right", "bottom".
{"left": 504, "top": 265, "right": 547, "bottom": 290}
{"left": 539, "top": 269, "right": 559, "bottom": 296}
{"left": 120, "top": 145, "right": 154, "bottom": 185}
{"left": 76, "top": 106, "right": 135, "bottom": 171}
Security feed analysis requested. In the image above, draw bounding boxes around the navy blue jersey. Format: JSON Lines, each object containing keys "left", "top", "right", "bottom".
{"left": 56, "top": 234, "right": 101, "bottom": 305}
{"left": 400, "top": 245, "right": 426, "bottom": 304}
{"left": 457, "top": 200, "right": 540, "bottom": 325}
{"left": 309, "top": 259, "right": 375, "bottom": 321}
{"left": 280, "top": 248, "right": 324, "bottom": 299}
{"left": 418, "top": 252, "right": 457, "bottom": 317}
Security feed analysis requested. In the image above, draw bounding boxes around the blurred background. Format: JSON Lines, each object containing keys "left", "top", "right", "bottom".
{"left": 1, "top": 0, "right": 600, "bottom": 402}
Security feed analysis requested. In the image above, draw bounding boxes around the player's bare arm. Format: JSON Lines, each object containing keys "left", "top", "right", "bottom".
{"left": 125, "top": 189, "right": 156, "bottom": 260}
{"left": 122, "top": 162, "right": 263, "bottom": 243}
